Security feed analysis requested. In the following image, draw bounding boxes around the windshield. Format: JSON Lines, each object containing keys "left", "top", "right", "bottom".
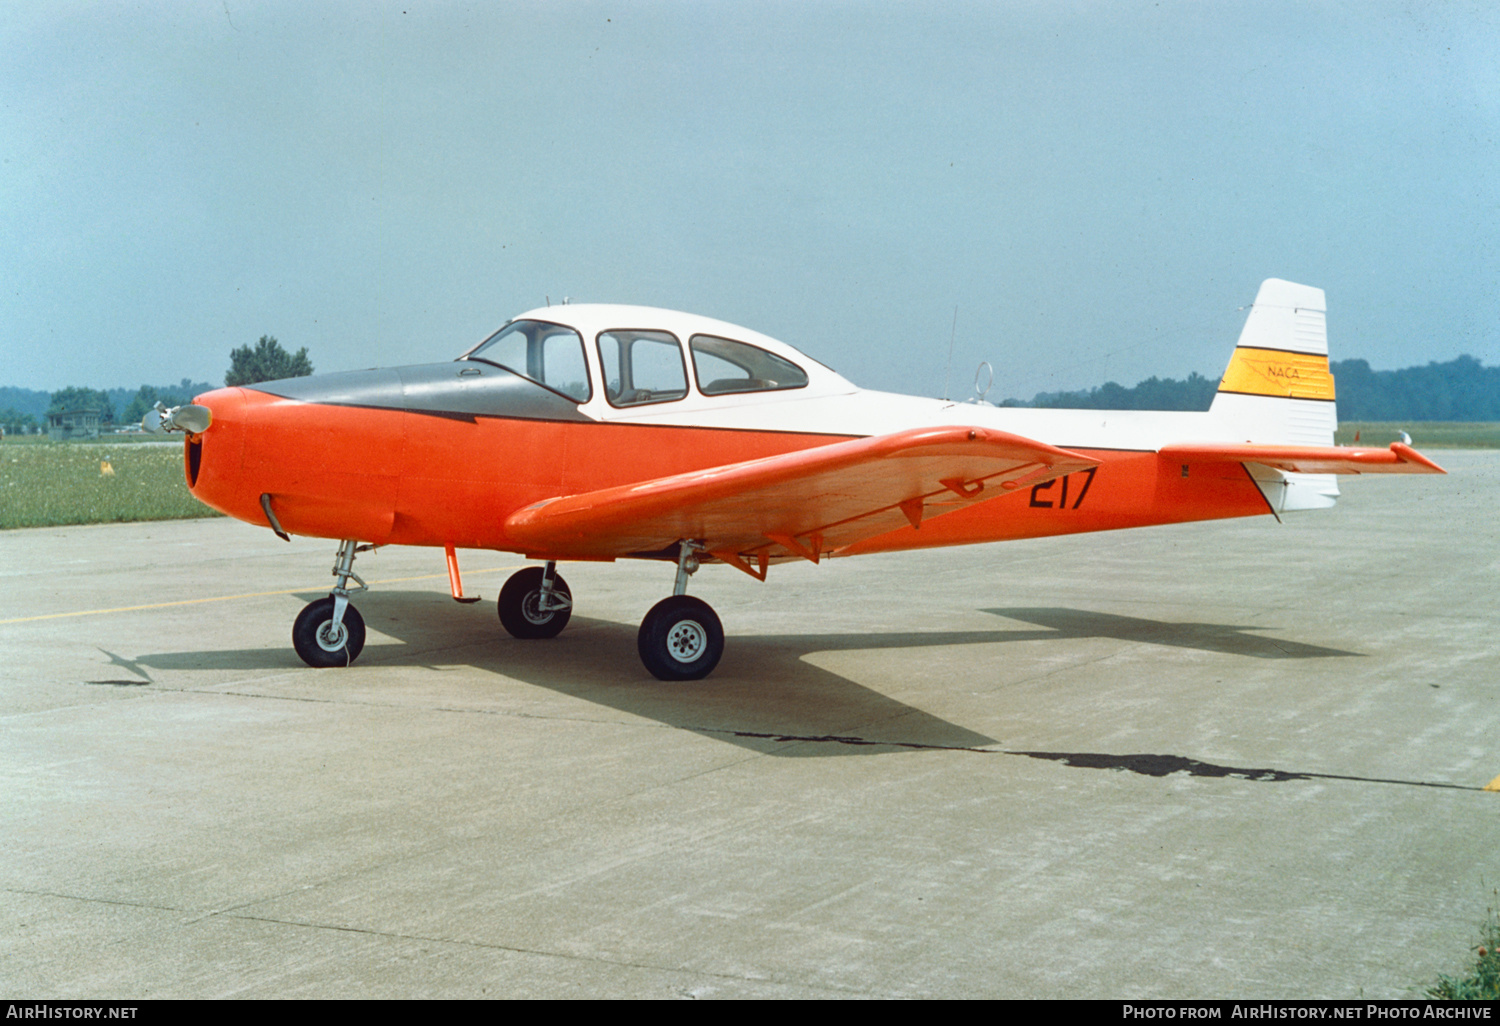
{"left": 463, "top": 320, "right": 590, "bottom": 402}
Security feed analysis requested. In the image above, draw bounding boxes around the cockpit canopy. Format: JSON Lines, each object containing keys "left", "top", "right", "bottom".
{"left": 459, "top": 305, "right": 842, "bottom": 408}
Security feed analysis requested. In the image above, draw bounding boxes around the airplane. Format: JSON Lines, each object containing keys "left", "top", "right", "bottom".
{"left": 147, "top": 278, "right": 1444, "bottom": 680}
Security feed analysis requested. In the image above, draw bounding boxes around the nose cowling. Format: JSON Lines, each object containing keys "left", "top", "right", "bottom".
{"left": 219, "top": 377, "right": 406, "bottom": 544}
{"left": 181, "top": 386, "right": 250, "bottom": 515}
{"left": 183, "top": 363, "right": 593, "bottom": 546}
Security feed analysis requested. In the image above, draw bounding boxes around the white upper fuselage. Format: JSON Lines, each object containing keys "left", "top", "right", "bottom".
{"left": 501, "top": 303, "right": 1232, "bottom": 452}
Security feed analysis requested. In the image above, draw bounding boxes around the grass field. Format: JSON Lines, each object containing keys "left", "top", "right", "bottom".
{"left": 1336, "top": 422, "right": 1500, "bottom": 448}
{"left": 1429, "top": 895, "right": 1500, "bottom": 1000}
{"left": 0, "top": 439, "right": 219, "bottom": 529}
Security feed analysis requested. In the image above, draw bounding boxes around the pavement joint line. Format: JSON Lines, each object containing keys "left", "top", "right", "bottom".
{"left": 1003, "top": 647, "right": 1125, "bottom": 689}
{"left": 182, "top": 886, "right": 346, "bottom": 925}
{"left": 171, "top": 685, "right": 664, "bottom": 731}
{"left": 158, "top": 680, "right": 992, "bottom": 749}
{"left": 133, "top": 682, "right": 787, "bottom": 743}
{"left": 0, "top": 566, "right": 523, "bottom": 624}
{"left": 7, "top": 884, "right": 864, "bottom": 995}
{"left": 216, "top": 910, "right": 871, "bottom": 995}
{"left": 4, "top": 886, "right": 184, "bottom": 915}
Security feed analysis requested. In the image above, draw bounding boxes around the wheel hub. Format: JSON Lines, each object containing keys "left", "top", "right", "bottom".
{"left": 316, "top": 620, "right": 348, "bottom": 652}
{"left": 521, "top": 590, "right": 553, "bottom": 625}
{"left": 666, "top": 619, "right": 707, "bottom": 662}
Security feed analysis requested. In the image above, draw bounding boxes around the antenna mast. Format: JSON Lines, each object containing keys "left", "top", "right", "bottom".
{"left": 943, "top": 306, "right": 958, "bottom": 400}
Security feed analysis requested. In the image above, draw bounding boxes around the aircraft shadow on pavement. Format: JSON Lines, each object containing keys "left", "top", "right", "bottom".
{"left": 981, "top": 607, "right": 1361, "bottom": 660}
{"left": 127, "top": 592, "right": 1361, "bottom": 758}
{"left": 128, "top": 591, "right": 1002, "bottom": 757}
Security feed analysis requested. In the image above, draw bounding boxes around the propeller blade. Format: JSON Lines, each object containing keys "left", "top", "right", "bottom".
{"left": 174, "top": 405, "right": 212, "bottom": 434}
{"left": 145, "top": 403, "right": 213, "bottom": 434}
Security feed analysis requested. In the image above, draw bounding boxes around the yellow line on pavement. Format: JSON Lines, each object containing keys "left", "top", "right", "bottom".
{"left": 0, "top": 567, "right": 521, "bottom": 624}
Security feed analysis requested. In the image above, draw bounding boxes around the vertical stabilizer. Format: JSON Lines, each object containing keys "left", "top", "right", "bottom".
{"left": 1209, "top": 279, "right": 1339, "bottom": 510}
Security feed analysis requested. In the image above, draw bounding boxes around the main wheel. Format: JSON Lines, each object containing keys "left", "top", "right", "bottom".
{"left": 498, "top": 567, "right": 572, "bottom": 639}
{"left": 637, "top": 595, "right": 724, "bottom": 681}
{"left": 292, "top": 596, "right": 366, "bottom": 668}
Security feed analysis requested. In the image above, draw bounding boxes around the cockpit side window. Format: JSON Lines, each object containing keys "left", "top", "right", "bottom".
{"left": 596, "top": 330, "right": 689, "bottom": 407}
{"left": 463, "top": 320, "right": 591, "bottom": 402}
{"left": 690, "top": 335, "right": 809, "bottom": 396}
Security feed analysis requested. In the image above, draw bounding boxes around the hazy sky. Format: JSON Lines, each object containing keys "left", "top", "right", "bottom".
{"left": 3, "top": 1, "right": 1497, "bottom": 400}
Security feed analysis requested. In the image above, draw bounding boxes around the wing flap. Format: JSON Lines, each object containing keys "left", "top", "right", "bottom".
{"left": 505, "top": 426, "right": 1099, "bottom": 560}
{"left": 1158, "top": 441, "right": 1445, "bottom": 475}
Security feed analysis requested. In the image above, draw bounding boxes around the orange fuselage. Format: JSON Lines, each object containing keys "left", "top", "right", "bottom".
{"left": 186, "top": 380, "right": 1271, "bottom": 560}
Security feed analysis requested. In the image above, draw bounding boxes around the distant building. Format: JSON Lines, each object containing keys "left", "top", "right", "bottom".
{"left": 47, "top": 408, "right": 101, "bottom": 440}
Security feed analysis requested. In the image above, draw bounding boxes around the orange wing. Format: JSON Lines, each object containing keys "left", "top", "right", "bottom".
{"left": 1157, "top": 441, "right": 1445, "bottom": 475}
{"left": 504, "top": 426, "right": 1099, "bottom": 567}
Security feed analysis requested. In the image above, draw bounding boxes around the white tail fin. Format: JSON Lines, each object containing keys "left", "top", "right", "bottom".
{"left": 1210, "top": 279, "right": 1339, "bottom": 510}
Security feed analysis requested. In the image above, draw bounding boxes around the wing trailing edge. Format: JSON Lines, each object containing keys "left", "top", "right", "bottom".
{"left": 1158, "top": 441, "right": 1445, "bottom": 475}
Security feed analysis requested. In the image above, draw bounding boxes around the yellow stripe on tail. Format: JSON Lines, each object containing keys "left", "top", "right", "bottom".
{"left": 1218, "top": 346, "right": 1336, "bottom": 401}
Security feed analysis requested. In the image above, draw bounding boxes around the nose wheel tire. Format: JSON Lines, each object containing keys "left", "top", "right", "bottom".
{"left": 637, "top": 595, "right": 724, "bottom": 681}
{"left": 498, "top": 567, "right": 572, "bottom": 639}
{"left": 292, "top": 597, "right": 366, "bottom": 668}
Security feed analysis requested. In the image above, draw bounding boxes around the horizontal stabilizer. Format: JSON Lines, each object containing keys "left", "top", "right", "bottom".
{"left": 1158, "top": 441, "right": 1445, "bottom": 475}
{"left": 506, "top": 426, "right": 1099, "bottom": 561}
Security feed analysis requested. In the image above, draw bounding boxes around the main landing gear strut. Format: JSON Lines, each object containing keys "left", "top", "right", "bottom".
{"left": 497, "top": 540, "right": 725, "bottom": 681}
{"left": 497, "top": 561, "right": 572, "bottom": 639}
{"left": 636, "top": 541, "right": 724, "bottom": 681}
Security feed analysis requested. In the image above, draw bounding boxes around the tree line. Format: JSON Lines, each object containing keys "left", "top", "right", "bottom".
{"left": 1, "top": 337, "right": 314, "bottom": 433}
{"left": 1001, "top": 355, "right": 1500, "bottom": 420}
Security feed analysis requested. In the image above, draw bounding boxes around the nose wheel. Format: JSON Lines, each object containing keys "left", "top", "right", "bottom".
{"left": 293, "top": 597, "right": 367, "bottom": 667}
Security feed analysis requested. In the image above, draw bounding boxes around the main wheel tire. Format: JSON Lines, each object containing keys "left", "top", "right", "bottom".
{"left": 637, "top": 595, "right": 724, "bottom": 681}
{"left": 292, "top": 597, "right": 366, "bottom": 668}
{"left": 498, "top": 567, "right": 572, "bottom": 639}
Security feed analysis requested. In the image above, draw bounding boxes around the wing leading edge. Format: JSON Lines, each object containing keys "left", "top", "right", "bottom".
{"left": 504, "top": 426, "right": 1099, "bottom": 568}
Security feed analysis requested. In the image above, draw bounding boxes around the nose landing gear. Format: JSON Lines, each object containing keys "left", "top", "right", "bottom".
{"left": 292, "top": 596, "right": 366, "bottom": 667}
{"left": 292, "top": 539, "right": 371, "bottom": 668}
